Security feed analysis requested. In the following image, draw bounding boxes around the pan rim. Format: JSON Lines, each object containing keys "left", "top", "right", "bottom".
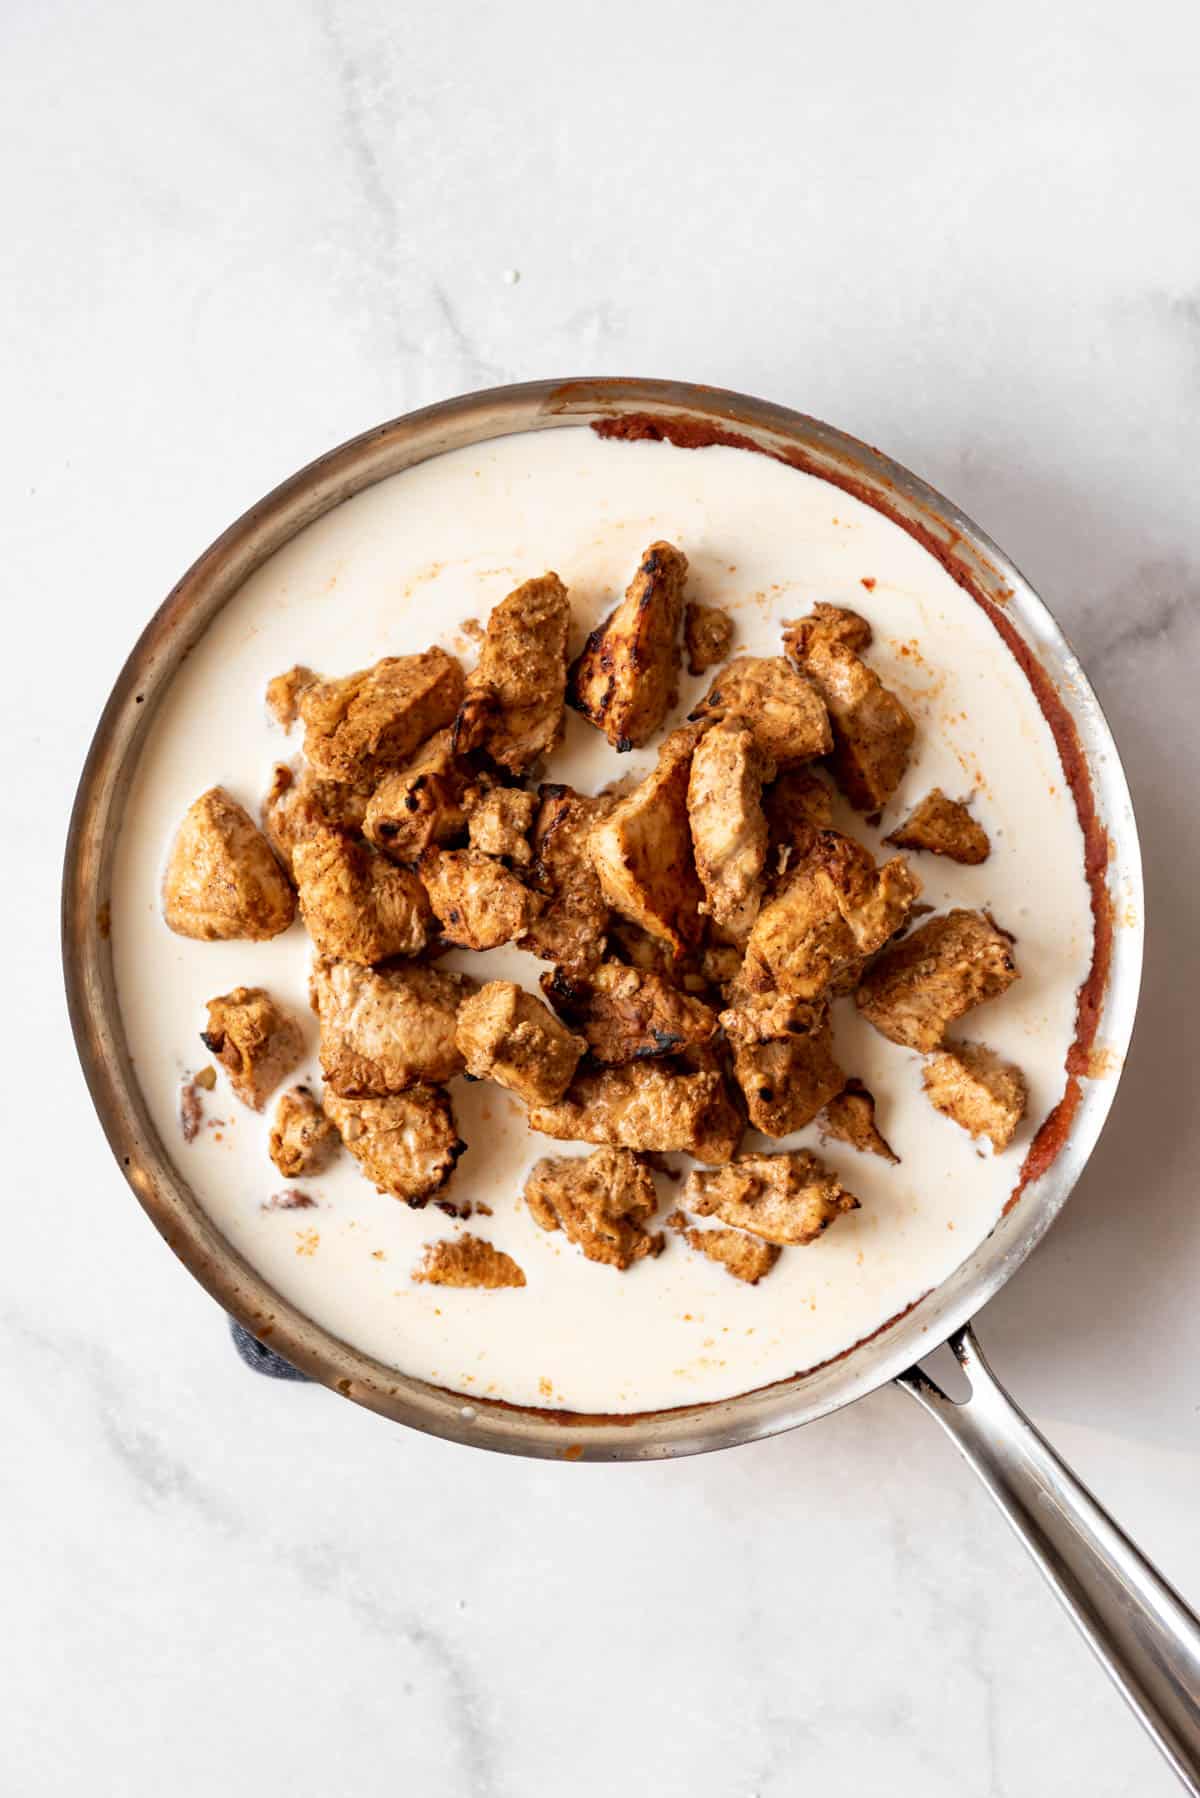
{"left": 61, "top": 376, "right": 1144, "bottom": 1461}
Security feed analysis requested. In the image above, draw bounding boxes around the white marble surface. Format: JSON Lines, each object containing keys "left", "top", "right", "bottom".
{"left": 4, "top": 2, "right": 1199, "bottom": 1792}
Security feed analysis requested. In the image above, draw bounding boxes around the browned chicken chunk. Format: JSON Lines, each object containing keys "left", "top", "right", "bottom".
{"left": 524, "top": 1148, "right": 663, "bottom": 1270}
{"left": 542, "top": 961, "right": 717, "bottom": 1065}
{"left": 666, "top": 1212, "right": 781, "bottom": 1284}
{"left": 294, "top": 828, "right": 432, "bottom": 963}
{"left": 786, "top": 602, "right": 874, "bottom": 654}
{"left": 682, "top": 1152, "right": 859, "bottom": 1246}
{"left": 720, "top": 994, "right": 844, "bottom": 1136}
{"left": 569, "top": 540, "right": 688, "bottom": 750}
{"left": 363, "top": 729, "right": 469, "bottom": 864}
{"left": 262, "top": 764, "right": 372, "bottom": 878}
{"left": 856, "top": 909, "right": 1019, "bottom": 1051}
{"left": 419, "top": 847, "right": 544, "bottom": 950}
{"left": 520, "top": 784, "right": 614, "bottom": 974}
{"left": 528, "top": 1056, "right": 741, "bottom": 1161}
{"left": 922, "top": 1041, "right": 1028, "bottom": 1151}
{"left": 164, "top": 787, "right": 296, "bottom": 941}
{"left": 785, "top": 611, "right": 914, "bottom": 810}
{"left": 266, "top": 664, "right": 319, "bottom": 730}
{"left": 268, "top": 1085, "right": 340, "bottom": 1177}
{"left": 201, "top": 987, "right": 305, "bottom": 1111}
{"left": 589, "top": 727, "right": 705, "bottom": 955}
{"left": 820, "top": 1080, "right": 899, "bottom": 1163}
{"left": 310, "top": 956, "right": 475, "bottom": 1095}
{"left": 452, "top": 573, "right": 571, "bottom": 773}
{"left": 689, "top": 657, "right": 832, "bottom": 767}
{"left": 684, "top": 600, "right": 734, "bottom": 675}
{"left": 466, "top": 786, "right": 537, "bottom": 865}
{"left": 300, "top": 647, "right": 465, "bottom": 785}
{"left": 688, "top": 714, "right": 773, "bottom": 939}
{"left": 741, "top": 831, "right": 919, "bottom": 999}
{"left": 413, "top": 1235, "right": 526, "bottom": 1289}
{"left": 764, "top": 768, "right": 834, "bottom": 873}
{"left": 323, "top": 1086, "right": 464, "bottom": 1206}
{"left": 886, "top": 789, "right": 990, "bottom": 865}
{"left": 455, "top": 981, "right": 585, "bottom": 1107}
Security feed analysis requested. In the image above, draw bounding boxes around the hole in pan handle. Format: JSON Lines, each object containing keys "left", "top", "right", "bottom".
{"left": 898, "top": 1325, "right": 1200, "bottom": 1794}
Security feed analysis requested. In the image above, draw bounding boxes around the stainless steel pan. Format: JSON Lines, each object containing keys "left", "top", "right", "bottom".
{"left": 62, "top": 379, "right": 1200, "bottom": 1789}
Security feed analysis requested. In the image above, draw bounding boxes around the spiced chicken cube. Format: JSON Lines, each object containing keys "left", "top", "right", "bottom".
{"left": 569, "top": 540, "right": 688, "bottom": 750}
{"left": 682, "top": 1152, "right": 859, "bottom": 1246}
{"left": 719, "top": 993, "right": 845, "bottom": 1136}
{"left": 419, "top": 847, "right": 544, "bottom": 951}
{"left": 922, "top": 1040, "right": 1028, "bottom": 1151}
{"left": 323, "top": 1086, "right": 464, "bottom": 1207}
{"left": 524, "top": 1148, "right": 663, "bottom": 1270}
{"left": 310, "top": 956, "right": 475, "bottom": 1096}
{"left": 268, "top": 1085, "right": 340, "bottom": 1178}
{"left": 201, "top": 987, "right": 305, "bottom": 1112}
{"left": 855, "top": 909, "right": 1018, "bottom": 1052}
{"left": 300, "top": 647, "right": 464, "bottom": 785}
{"left": 164, "top": 787, "right": 295, "bottom": 941}
{"left": 293, "top": 828, "right": 432, "bottom": 964}
{"left": 455, "top": 980, "right": 585, "bottom": 1107}
{"left": 689, "top": 657, "right": 831, "bottom": 767}
{"left": 452, "top": 573, "right": 571, "bottom": 773}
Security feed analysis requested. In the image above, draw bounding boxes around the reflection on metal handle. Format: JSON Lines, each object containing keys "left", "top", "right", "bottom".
{"left": 898, "top": 1325, "right": 1200, "bottom": 1795}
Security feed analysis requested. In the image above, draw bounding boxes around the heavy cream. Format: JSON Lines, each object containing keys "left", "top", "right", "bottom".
{"left": 110, "top": 428, "right": 1093, "bottom": 1413}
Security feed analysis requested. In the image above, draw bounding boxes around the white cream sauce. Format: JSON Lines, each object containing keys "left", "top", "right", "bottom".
{"left": 110, "top": 429, "right": 1092, "bottom": 1412}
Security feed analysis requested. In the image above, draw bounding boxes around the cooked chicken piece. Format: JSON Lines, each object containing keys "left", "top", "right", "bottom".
{"left": 687, "top": 715, "right": 773, "bottom": 939}
{"left": 589, "top": 727, "right": 705, "bottom": 955}
{"left": 300, "top": 647, "right": 465, "bottom": 785}
{"left": 413, "top": 1235, "right": 526, "bottom": 1289}
{"left": 700, "top": 937, "right": 745, "bottom": 999}
{"left": 466, "top": 786, "right": 537, "bottom": 865}
{"left": 568, "top": 540, "right": 688, "bottom": 750}
{"left": 922, "top": 1041, "right": 1028, "bottom": 1151}
{"left": 419, "top": 847, "right": 544, "bottom": 951}
{"left": 363, "top": 730, "right": 470, "bottom": 864}
{"left": 689, "top": 657, "right": 832, "bottom": 768}
{"left": 665, "top": 1212, "right": 780, "bottom": 1284}
{"left": 452, "top": 573, "right": 571, "bottom": 772}
{"left": 323, "top": 1086, "right": 464, "bottom": 1206}
{"left": 310, "top": 956, "right": 475, "bottom": 1095}
{"left": 856, "top": 909, "right": 1019, "bottom": 1052}
{"left": 528, "top": 1050, "right": 742, "bottom": 1159}
{"left": 684, "top": 600, "right": 734, "bottom": 676}
{"left": 720, "top": 994, "right": 844, "bottom": 1136}
{"left": 764, "top": 769, "right": 834, "bottom": 874}
{"left": 293, "top": 828, "right": 432, "bottom": 964}
{"left": 741, "top": 831, "right": 919, "bottom": 999}
{"left": 542, "top": 961, "right": 717, "bottom": 1065}
{"left": 268, "top": 1085, "right": 341, "bottom": 1177}
{"left": 886, "top": 789, "right": 990, "bottom": 865}
{"left": 524, "top": 1148, "right": 663, "bottom": 1270}
{"left": 455, "top": 981, "right": 585, "bottom": 1107}
{"left": 265, "top": 664, "right": 319, "bottom": 730}
{"left": 164, "top": 787, "right": 296, "bottom": 941}
{"left": 820, "top": 1079, "right": 899, "bottom": 1163}
{"left": 200, "top": 987, "right": 305, "bottom": 1112}
{"left": 682, "top": 1152, "right": 859, "bottom": 1246}
{"left": 262, "top": 764, "right": 372, "bottom": 877}
{"left": 520, "top": 784, "right": 614, "bottom": 974}
{"left": 785, "top": 613, "right": 914, "bottom": 811}
{"left": 784, "top": 602, "right": 874, "bottom": 655}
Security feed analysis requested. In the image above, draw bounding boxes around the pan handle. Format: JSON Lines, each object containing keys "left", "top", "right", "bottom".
{"left": 897, "top": 1324, "right": 1200, "bottom": 1794}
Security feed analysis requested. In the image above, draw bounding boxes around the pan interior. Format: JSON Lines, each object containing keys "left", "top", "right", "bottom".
{"left": 104, "top": 419, "right": 1099, "bottom": 1421}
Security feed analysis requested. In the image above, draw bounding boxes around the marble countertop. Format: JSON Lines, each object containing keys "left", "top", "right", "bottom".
{"left": 5, "top": 2, "right": 1199, "bottom": 1792}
